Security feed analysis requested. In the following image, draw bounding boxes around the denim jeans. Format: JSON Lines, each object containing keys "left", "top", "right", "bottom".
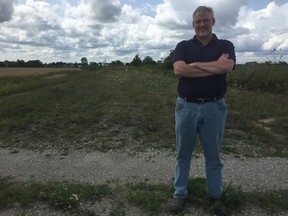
{"left": 173, "top": 97, "right": 227, "bottom": 199}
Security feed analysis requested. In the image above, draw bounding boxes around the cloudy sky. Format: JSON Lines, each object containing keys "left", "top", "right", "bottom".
{"left": 0, "top": 0, "right": 288, "bottom": 64}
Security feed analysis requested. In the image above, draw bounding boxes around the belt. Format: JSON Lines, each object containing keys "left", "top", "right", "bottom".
{"left": 180, "top": 95, "right": 225, "bottom": 104}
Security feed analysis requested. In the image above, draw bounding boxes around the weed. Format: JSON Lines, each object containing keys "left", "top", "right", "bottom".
{"left": 126, "top": 182, "right": 173, "bottom": 215}
{"left": 110, "top": 205, "right": 126, "bottom": 216}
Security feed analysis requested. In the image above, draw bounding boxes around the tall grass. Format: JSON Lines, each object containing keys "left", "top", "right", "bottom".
{"left": 228, "top": 64, "right": 288, "bottom": 94}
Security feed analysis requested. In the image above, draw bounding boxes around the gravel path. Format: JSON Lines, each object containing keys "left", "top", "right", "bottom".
{"left": 0, "top": 148, "right": 287, "bottom": 215}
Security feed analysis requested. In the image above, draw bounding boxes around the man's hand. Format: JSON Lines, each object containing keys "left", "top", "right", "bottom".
{"left": 218, "top": 54, "right": 229, "bottom": 62}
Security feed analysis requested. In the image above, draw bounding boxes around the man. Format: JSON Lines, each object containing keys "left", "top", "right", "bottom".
{"left": 168, "top": 6, "right": 236, "bottom": 216}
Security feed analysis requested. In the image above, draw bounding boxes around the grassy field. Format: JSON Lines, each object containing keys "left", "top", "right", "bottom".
{"left": 0, "top": 65, "right": 287, "bottom": 215}
{"left": 0, "top": 65, "right": 287, "bottom": 157}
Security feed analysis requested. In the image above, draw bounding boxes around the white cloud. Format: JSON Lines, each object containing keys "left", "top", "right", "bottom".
{"left": 0, "top": 0, "right": 287, "bottom": 64}
{"left": 121, "top": 4, "right": 142, "bottom": 23}
{"left": 155, "top": 1, "right": 189, "bottom": 30}
{"left": 233, "top": 1, "right": 288, "bottom": 62}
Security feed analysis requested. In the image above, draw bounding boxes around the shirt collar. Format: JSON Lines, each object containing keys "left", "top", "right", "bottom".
{"left": 192, "top": 34, "right": 218, "bottom": 43}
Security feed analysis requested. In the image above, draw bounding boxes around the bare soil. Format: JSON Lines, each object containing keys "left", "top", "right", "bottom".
{"left": 0, "top": 67, "right": 80, "bottom": 77}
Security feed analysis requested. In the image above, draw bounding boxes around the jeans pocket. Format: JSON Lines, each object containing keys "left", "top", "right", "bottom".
{"left": 216, "top": 100, "right": 227, "bottom": 112}
{"left": 175, "top": 103, "right": 184, "bottom": 111}
{"left": 175, "top": 98, "right": 185, "bottom": 111}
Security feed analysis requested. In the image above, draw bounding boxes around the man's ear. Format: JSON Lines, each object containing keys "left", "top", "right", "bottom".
{"left": 212, "top": 18, "right": 216, "bottom": 25}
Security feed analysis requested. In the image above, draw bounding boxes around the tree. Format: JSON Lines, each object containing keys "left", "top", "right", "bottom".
{"left": 162, "top": 50, "right": 174, "bottom": 70}
{"left": 81, "top": 57, "right": 88, "bottom": 66}
{"left": 130, "top": 53, "right": 142, "bottom": 67}
{"left": 27, "top": 60, "right": 43, "bottom": 67}
{"left": 111, "top": 60, "right": 124, "bottom": 66}
{"left": 17, "top": 59, "right": 26, "bottom": 67}
{"left": 142, "top": 56, "right": 156, "bottom": 65}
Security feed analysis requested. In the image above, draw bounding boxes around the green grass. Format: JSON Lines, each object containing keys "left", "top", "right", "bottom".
{"left": 0, "top": 176, "right": 111, "bottom": 215}
{"left": 228, "top": 64, "right": 288, "bottom": 94}
{"left": 0, "top": 65, "right": 287, "bottom": 214}
{"left": 0, "top": 67, "right": 176, "bottom": 153}
{"left": 1, "top": 176, "right": 286, "bottom": 215}
{"left": 224, "top": 64, "right": 288, "bottom": 157}
{"left": 126, "top": 177, "right": 288, "bottom": 215}
{"left": 126, "top": 181, "right": 173, "bottom": 215}
{"left": 224, "top": 88, "right": 288, "bottom": 157}
{"left": 0, "top": 65, "right": 287, "bottom": 157}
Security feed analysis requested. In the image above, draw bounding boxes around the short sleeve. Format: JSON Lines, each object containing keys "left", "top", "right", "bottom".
{"left": 224, "top": 40, "right": 236, "bottom": 69}
{"left": 172, "top": 41, "right": 188, "bottom": 64}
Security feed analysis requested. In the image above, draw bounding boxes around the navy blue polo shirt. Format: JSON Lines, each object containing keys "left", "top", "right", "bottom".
{"left": 173, "top": 34, "right": 236, "bottom": 98}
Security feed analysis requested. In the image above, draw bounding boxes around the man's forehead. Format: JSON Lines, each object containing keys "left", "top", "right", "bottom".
{"left": 193, "top": 11, "right": 213, "bottom": 19}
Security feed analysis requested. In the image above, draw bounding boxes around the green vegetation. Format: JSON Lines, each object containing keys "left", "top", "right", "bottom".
{"left": 0, "top": 64, "right": 287, "bottom": 214}
{"left": 229, "top": 64, "right": 287, "bottom": 94}
{"left": 0, "top": 67, "right": 176, "bottom": 153}
{"left": 126, "top": 181, "right": 172, "bottom": 215}
{"left": 0, "top": 176, "right": 287, "bottom": 215}
{"left": 0, "top": 65, "right": 287, "bottom": 157}
{"left": 225, "top": 64, "right": 288, "bottom": 157}
{"left": 0, "top": 176, "right": 111, "bottom": 215}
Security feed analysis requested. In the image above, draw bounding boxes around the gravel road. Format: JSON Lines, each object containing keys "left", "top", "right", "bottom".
{"left": 0, "top": 148, "right": 287, "bottom": 216}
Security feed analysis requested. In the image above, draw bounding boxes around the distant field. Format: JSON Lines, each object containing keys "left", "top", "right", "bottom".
{"left": 0, "top": 67, "right": 81, "bottom": 77}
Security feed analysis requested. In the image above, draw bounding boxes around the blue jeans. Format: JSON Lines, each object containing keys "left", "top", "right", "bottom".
{"left": 173, "top": 97, "right": 227, "bottom": 199}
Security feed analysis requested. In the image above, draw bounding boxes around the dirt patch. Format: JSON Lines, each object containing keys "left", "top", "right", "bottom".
{"left": 43, "top": 74, "right": 68, "bottom": 79}
{"left": 258, "top": 117, "right": 276, "bottom": 124}
{"left": 0, "top": 68, "right": 81, "bottom": 77}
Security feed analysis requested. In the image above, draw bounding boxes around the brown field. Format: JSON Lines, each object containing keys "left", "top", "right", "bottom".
{"left": 0, "top": 67, "right": 81, "bottom": 77}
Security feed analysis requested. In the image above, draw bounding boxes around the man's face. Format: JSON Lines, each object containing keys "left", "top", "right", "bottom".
{"left": 192, "top": 11, "right": 215, "bottom": 40}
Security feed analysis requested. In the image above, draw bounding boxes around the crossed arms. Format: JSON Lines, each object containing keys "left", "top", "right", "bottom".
{"left": 173, "top": 54, "right": 235, "bottom": 78}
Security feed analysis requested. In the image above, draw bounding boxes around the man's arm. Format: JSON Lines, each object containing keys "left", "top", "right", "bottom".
{"left": 173, "top": 61, "right": 213, "bottom": 78}
{"left": 174, "top": 54, "right": 234, "bottom": 78}
{"left": 192, "top": 54, "right": 235, "bottom": 74}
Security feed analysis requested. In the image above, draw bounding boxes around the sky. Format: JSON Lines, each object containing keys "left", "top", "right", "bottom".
{"left": 0, "top": 0, "right": 288, "bottom": 64}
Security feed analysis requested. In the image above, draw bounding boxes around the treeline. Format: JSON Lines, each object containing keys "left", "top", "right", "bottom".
{"left": 94, "top": 52, "right": 173, "bottom": 69}
{"left": 0, "top": 60, "right": 79, "bottom": 68}
{"left": 1, "top": 51, "right": 174, "bottom": 70}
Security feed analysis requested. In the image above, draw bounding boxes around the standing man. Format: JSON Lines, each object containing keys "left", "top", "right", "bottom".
{"left": 168, "top": 6, "right": 236, "bottom": 216}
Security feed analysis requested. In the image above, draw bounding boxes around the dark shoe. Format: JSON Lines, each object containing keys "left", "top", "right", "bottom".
{"left": 209, "top": 198, "right": 227, "bottom": 216}
{"left": 167, "top": 198, "right": 187, "bottom": 214}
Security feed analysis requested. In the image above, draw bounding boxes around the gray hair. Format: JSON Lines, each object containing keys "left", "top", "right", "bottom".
{"left": 193, "top": 6, "right": 214, "bottom": 18}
